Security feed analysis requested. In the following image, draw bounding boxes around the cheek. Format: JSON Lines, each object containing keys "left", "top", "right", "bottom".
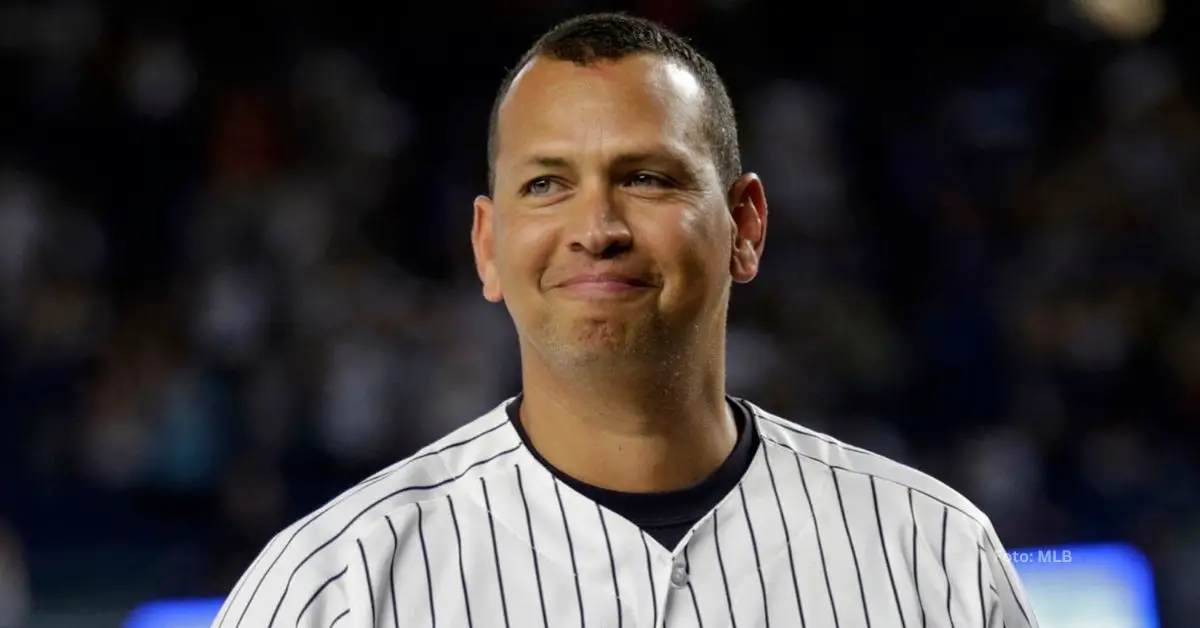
{"left": 648, "top": 209, "right": 729, "bottom": 290}
{"left": 682, "top": 208, "right": 730, "bottom": 268}
{"left": 496, "top": 216, "right": 556, "bottom": 283}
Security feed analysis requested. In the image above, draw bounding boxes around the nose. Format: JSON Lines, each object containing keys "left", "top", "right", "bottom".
{"left": 566, "top": 186, "right": 632, "bottom": 258}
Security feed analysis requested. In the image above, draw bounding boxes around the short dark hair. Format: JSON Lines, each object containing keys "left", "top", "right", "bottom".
{"left": 487, "top": 12, "right": 741, "bottom": 193}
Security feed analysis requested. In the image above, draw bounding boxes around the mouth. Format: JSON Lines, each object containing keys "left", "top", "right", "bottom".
{"left": 554, "top": 274, "right": 655, "bottom": 296}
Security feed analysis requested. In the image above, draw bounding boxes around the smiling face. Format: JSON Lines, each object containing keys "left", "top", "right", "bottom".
{"left": 472, "top": 54, "right": 766, "bottom": 369}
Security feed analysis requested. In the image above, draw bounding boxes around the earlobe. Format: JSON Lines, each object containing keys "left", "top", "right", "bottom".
{"left": 729, "top": 237, "right": 759, "bottom": 283}
{"left": 479, "top": 260, "right": 504, "bottom": 303}
{"left": 482, "top": 282, "right": 503, "bottom": 303}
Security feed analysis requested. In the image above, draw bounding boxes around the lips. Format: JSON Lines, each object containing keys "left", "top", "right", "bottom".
{"left": 551, "top": 272, "right": 657, "bottom": 297}
{"left": 557, "top": 273, "right": 653, "bottom": 288}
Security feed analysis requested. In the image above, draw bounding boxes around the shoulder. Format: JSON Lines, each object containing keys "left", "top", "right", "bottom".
{"left": 212, "top": 398, "right": 523, "bottom": 627}
{"left": 278, "top": 397, "right": 521, "bottom": 557}
{"left": 746, "top": 399, "right": 998, "bottom": 543}
{"left": 746, "top": 402, "right": 1039, "bottom": 625}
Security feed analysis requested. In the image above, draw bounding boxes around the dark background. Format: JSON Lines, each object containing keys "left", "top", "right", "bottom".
{"left": 0, "top": 0, "right": 1197, "bottom": 625}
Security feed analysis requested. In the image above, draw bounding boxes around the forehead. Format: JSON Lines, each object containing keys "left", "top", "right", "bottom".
{"left": 495, "top": 55, "right": 709, "bottom": 171}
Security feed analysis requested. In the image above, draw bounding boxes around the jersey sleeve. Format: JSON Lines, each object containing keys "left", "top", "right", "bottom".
{"left": 981, "top": 528, "right": 1039, "bottom": 628}
{"left": 210, "top": 531, "right": 355, "bottom": 628}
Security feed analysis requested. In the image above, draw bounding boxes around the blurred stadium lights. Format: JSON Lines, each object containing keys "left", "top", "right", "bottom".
{"left": 123, "top": 598, "right": 225, "bottom": 628}
{"left": 1072, "top": 0, "right": 1164, "bottom": 40}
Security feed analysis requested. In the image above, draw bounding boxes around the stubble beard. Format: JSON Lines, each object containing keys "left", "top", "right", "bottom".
{"left": 535, "top": 309, "right": 689, "bottom": 377}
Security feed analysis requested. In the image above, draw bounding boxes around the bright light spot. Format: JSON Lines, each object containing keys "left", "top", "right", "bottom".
{"left": 1073, "top": 0, "right": 1164, "bottom": 40}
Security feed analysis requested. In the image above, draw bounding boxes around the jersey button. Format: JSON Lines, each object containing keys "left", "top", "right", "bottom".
{"left": 669, "top": 560, "right": 689, "bottom": 588}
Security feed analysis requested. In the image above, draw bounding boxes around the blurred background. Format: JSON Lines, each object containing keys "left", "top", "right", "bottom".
{"left": 0, "top": 0, "right": 1197, "bottom": 625}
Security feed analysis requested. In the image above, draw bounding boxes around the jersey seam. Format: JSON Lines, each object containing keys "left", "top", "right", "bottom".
{"left": 279, "top": 413, "right": 514, "bottom": 568}
{"left": 748, "top": 404, "right": 991, "bottom": 533}
{"left": 758, "top": 433, "right": 990, "bottom": 539}
{"left": 345, "top": 432, "right": 526, "bottom": 549}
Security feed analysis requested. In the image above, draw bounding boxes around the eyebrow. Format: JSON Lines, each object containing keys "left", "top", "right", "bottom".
{"left": 515, "top": 148, "right": 694, "bottom": 173}
{"left": 519, "top": 155, "right": 572, "bottom": 170}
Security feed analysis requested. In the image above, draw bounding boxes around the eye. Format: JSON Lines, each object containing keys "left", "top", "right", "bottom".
{"left": 522, "top": 177, "right": 562, "bottom": 196}
{"left": 626, "top": 173, "right": 671, "bottom": 188}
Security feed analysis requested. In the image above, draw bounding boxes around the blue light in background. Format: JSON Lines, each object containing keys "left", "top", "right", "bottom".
{"left": 124, "top": 598, "right": 225, "bottom": 628}
{"left": 124, "top": 543, "right": 1159, "bottom": 628}
{"left": 1007, "top": 543, "right": 1159, "bottom": 628}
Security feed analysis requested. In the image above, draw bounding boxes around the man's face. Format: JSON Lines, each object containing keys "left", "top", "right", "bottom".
{"left": 473, "top": 54, "right": 765, "bottom": 367}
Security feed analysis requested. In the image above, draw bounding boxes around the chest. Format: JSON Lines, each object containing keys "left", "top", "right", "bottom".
{"left": 347, "top": 444, "right": 996, "bottom": 628}
{"left": 355, "top": 500, "right": 978, "bottom": 628}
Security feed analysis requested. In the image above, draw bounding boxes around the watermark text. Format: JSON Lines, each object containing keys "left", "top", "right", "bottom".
{"left": 1001, "top": 548, "right": 1072, "bottom": 564}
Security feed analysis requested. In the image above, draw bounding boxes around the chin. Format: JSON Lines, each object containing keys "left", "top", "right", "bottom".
{"left": 521, "top": 308, "right": 676, "bottom": 364}
{"left": 565, "top": 321, "right": 634, "bottom": 352}
{"left": 554, "top": 317, "right": 669, "bottom": 362}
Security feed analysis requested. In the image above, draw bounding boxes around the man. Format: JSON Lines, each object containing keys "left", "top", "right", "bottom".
{"left": 213, "top": 13, "right": 1039, "bottom": 628}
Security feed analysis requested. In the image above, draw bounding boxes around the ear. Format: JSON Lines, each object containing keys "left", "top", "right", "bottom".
{"left": 727, "top": 173, "right": 768, "bottom": 284}
{"left": 471, "top": 195, "right": 504, "bottom": 302}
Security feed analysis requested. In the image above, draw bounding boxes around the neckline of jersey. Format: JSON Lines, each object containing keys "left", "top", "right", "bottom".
{"left": 505, "top": 394, "right": 762, "bottom": 526}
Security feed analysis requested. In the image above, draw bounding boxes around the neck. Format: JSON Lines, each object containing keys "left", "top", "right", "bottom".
{"left": 518, "top": 342, "right": 736, "bottom": 493}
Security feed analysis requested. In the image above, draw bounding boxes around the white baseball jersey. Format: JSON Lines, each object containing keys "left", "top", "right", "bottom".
{"left": 212, "top": 397, "right": 1038, "bottom": 628}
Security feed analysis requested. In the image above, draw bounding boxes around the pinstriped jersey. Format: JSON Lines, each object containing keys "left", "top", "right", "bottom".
{"left": 211, "top": 397, "right": 1039, "bottom": 628}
